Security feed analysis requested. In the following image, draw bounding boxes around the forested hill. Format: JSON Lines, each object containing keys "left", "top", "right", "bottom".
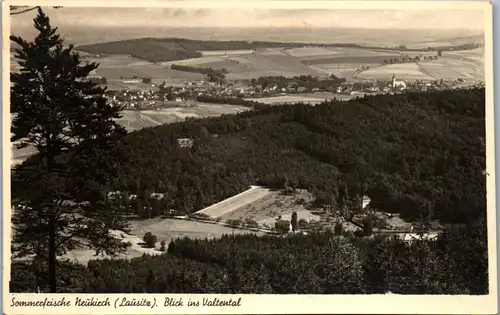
{"left": 105, "top": 88, "right": 486, "bottom": 225}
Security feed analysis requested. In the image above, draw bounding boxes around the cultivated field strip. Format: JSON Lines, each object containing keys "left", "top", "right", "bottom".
{"left": 195, "top": 186, "right": 271, "bottom": 218}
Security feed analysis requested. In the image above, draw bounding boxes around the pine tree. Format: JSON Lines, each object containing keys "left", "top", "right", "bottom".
{"left": 291, "top": 211, "right": 298, "bottom": 232}
{"left": 10, "top": 8, "right": 130, "bottom": 293}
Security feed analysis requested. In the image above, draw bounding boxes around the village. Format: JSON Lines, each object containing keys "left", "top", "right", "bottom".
{"left": 98, "top": 72, "right": 484, "bottom": 110}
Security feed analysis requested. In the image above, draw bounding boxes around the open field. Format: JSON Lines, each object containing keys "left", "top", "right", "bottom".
{"left": 63, "top": 218, "right": 261, "bottom": 264}
{"left": 84, "top": 54, "right": 205, "bottom": 84}
{"left": 357, "top": 62, "right": 434, "bottom": 81}
{"left": 356, "top": 58, "right": 483, "bottom": 82}
{"left": 283, "top": 47, "right": 344, "bottom": 57}
{"left": 117, "top": 103, "right": 250, "bottom": 130}
{"left": 163, "top": 52, "right": 323, "bottom": 80}
{"left": 195, "top": 186, "right": 271, "bottom": 218}
{"left": 199, "top": 49, "right": 255, "bottom": 56}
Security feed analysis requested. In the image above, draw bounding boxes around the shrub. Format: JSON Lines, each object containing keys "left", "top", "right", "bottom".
{"left": 298, "top": 218, "right": 308, "bottom": 228}
{"left": 143, "top": 232, "right": 158, "bottom": 248}
{"left": 245, "top": 219, "right": 259, "bottom": 229}
{"left": 227, "top": 219, "right": 242, "bottom": 227}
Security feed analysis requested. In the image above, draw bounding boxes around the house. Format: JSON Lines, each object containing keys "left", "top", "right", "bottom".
{"left": 399, "top": 232, "right": 439, "bottom": 243}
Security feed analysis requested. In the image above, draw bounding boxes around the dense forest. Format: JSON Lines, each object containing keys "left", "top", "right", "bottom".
{"left": 11, "top": 88, "right": 489, "bottom": 294}
{"left": 51, "top": 88, "right": 485, "bottom": 225}
{"left": 195, "top": 95, "right": 268, "bottom": 109}
{"left": 10, "top": 224, "right": 488, "bottom": 294}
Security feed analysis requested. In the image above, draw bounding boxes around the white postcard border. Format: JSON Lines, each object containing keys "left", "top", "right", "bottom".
{"left": 2, "top": 1, "right": 497, "bottom": 314}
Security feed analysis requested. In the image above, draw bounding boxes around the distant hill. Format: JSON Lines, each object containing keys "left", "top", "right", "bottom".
{"left": 76, "top": 37, "right": 485, "bottom": 63}
{"left": 75, "top": 38, "right": 366, "bottom": 63}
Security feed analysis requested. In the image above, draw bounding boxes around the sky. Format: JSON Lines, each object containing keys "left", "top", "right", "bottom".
{"left": 11, "top": 7, "right": 485, "bottom": 30}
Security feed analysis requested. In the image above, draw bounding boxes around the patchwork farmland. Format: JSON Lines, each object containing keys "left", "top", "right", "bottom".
{"left": 74, "top": 43, "right": 484, "bottom": 84}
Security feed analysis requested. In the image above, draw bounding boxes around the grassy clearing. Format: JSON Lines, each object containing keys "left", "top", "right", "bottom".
{"left": 357, "top": 62, "right": 434, "bottom": 81}
{"left": 284, "top": 47, "right": 343, "bottom": 57}
{"left": 62, "top": 218, "right": 261, "bottom": 265}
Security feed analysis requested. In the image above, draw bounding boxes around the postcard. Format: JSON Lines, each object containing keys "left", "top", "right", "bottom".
{"left": 3, "top": 0, "right": 497, "bottom": 314}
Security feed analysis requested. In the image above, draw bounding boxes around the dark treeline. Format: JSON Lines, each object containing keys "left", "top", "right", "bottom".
{"left": 196, "top": 95, "right": 269, "bottom": 109}
{"left": 10, "top": 224, "right": 488, "bottom": 294}
{"left": 171, "top": 64, "right": 229, "bottom": 75}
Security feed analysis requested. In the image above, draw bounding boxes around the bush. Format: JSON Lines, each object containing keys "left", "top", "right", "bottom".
{"left": 245, "top": 219, "right": 259, "bottom": 229}
{"left": 298, "top": 218, "right": 308, "bottom": 228}
{"left": 226, "top": 219, "right": 242, "bottom": 227}
{"left": 143, "top": 232, "right": 158, "bottom": 248}
{"left": 160, "top": 240, "right": 166, "bottom": 252}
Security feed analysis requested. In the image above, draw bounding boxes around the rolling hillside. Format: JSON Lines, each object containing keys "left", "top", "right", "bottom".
{"left": 75, "top": 37, "right": 485, "bottom": 63}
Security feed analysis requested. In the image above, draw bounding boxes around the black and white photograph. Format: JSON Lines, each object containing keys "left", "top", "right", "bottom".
{"left": 4, "top": 0, "right": 497, "bottom": 313}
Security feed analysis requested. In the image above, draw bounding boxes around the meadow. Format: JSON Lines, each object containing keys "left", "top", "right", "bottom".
{"left": 356, "top": 48, "right": 484, "bottom": 82}
{"left": 62, "top": 218, "right": 261, "bottom": 265}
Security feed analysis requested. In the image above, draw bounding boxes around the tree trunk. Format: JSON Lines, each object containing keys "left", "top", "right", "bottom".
{"left": 48, "top": 216, "right": 57, "bottom": 293}
{"left": 46, "top": 150, "right": 57, "bottom": 293}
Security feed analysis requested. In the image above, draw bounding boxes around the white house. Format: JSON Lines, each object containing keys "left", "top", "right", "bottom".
{"left": 362, "top": 195, "right": 371, "bottom": 209}
{"left": 401, "top": 232, "right": 439, "bottom": 243}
